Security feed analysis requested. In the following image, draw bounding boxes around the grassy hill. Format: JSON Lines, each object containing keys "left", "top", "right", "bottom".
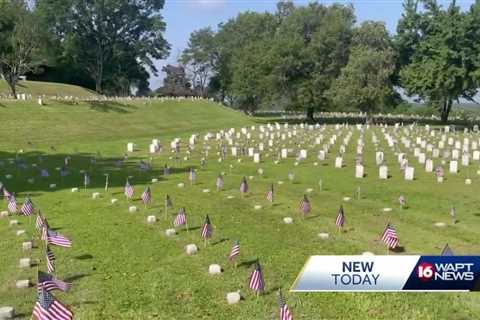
{"left": 0, "top": 79, "right": 99, "bottom": 98}
{"left": 1, "top": 99, "right": 479, "bottom": 319}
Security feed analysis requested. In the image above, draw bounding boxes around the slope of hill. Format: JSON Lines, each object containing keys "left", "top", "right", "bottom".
{"left": 0, "top": 79, "right": 99, "bottom": 98}
{"left": 0, "top": 99, "right": 253, "bottom": 150}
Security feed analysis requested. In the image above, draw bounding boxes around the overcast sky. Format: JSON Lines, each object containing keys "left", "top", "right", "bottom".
{"left": 149, "top": 0, "right": 475, "bottom": 89}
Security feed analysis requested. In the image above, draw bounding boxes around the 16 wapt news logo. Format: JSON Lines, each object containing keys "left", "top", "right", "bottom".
{"left": 417, "top": 262, "right": 474, "bottom": 282}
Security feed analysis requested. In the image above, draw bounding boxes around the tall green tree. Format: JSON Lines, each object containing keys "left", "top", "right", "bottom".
{"left": 0, "top": 1, "right": 41, "bottom": 98}
{"left": 36, "top": 0, "right": 170, "bottom": 94}
{"left": 328, "top": 21, "right": 397, "bottom": 115}
{"left": 397, "top": 0, "right": 478, "bottom": 122}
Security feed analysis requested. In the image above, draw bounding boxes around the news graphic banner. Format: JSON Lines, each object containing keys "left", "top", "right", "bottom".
{"left": 291, "top": 256, "right": 480, "bottom": 292}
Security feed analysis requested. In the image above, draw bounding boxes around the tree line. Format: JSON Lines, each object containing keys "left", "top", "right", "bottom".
{"left": 0, "top": 0, "right": 170, "bottom": 97}
{"left": 171, "top": 0, "right": 480, "bottom": 122}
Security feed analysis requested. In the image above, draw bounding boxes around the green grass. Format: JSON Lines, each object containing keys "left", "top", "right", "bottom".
{"left": 0, "top": 80, "right": 98, "bottom": 98}
{"left": 1, "top": 100, "right": 480, "bottom": 319}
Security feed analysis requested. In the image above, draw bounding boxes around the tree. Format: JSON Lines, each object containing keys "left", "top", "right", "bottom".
{"left": 397, "top": 0, "right": 478, "bottom": 122}
{"left": 181, "top": 28, "right": 217, "bottom": 97}
{"left": 328, "top": 21, "right": 397, "bottom": 115}
{"left": 328, "top": 46, "right": 396, "bottom": 115}
{"left": 0, "top": 1, "right": 41, "bottom": 98}
{"left": 36, "top": 0, "right": 170, "bottom": 95}
{"left": 156, "top": 65, "right": 192, "bottom": 97}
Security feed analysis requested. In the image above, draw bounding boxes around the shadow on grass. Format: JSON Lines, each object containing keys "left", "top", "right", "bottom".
{"left": 75, "top": 254, "right": 93, "bottom": 260}
{"left": 211, "top": 238, "right": 229, "bottom": 246}
{"left": 0, "top": 150, "right": 196, "bottom": 195}
{"left": 237, "top": 258, "right": 258, "bottom": 269}
{"left": 64, "top": 273, "right": 91, "bottom": 283}
{"left": 87, "top": 101, "right": 138, "bottom": 114}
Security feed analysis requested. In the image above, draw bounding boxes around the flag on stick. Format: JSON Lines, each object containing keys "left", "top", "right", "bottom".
{"left": 335, "top": 205, "right": 345, "bottom": 229}
{"left": 124, "top": 179, "right": 134, "bottom": 199}
{"left": 278, "top": 290, "right": 294, "bottom": 320}
{"left": 201, "top": 215, "right": 212, "bottom": 244}
{"left": 266, "top": 184, "right": 274, "bottom": 203}
{"left": 7, "top": 195, "right": 17, "bottom": 213}
{"left": 141, "top": 186, "right": 151, "bottom": 205}
{"left": 240, "top": 177, "right": 248, "bottom": 195}
{"left": 45, "top": 228, "right": 72, "bottom": 248}
{"left": 21, "top": 197, "right": 34, "bottom": 216}
{"left": 174, "top": 207, "right": 187, "bottom": 228}
{"left": 299, "top": 195, "right": 311, "bottom": 217}
{"left": 228, "top": 240, "right": 240, "bottom": 263}
{"left": 32, "top": 288, "right": 73, "bottom": 320}
{"left": 441, "top": 243, "right": 454, "bottom": 256}
{"left": 37, "top": 271, "right": 70, "bottom": 293}
{"left": 248, "top": 262, "right": 265, "bottom": 294}
{"left": 46, "top": 246, "right": 55, "bottom": 273}
{"left": 381, "top": 222, "right": 399, "bottom": 249}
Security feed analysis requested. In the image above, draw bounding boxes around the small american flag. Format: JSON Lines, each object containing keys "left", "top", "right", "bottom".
{"left": 266, "top": 184, "right": 274, "bottom": 203}
{"left": 201, "top": 215, "right": 212, "bottom": 239}
{"left": 36, "top": 212, "right": 47, "bottom": 230}
{"left": 398, "top": 195, "right": 406, "bottom": 208}
{"left": 45, "top": 228, "right": 72, "bottom": 248}
{"left": 335, "top": 206, "right": 345, "bottom": 228}
{"left": 216, "top": 174, "right": 224, "bottom": 191}
{"left": 165, "top": 194, "right": 173, "bottom": 209}
{"left": 381, "top": 223, "right": 399, "bottom": 249}
{"left": 441, "top": 243, "right": 454, "bottom": 256}
{"left": 37, "top": 271, "right": 70, "bottom": 293}
{"left": 124, "top": 179, "right": 134, "bottom": 199}
{"left": 278, "top": 290, "right": 293, "bottom": 320}
{"left": 46, "top": 246, "right": 55, "bottom": 273}
{"left": 435, "top": 166, "right": 444, "bottom": 177}
{"left": 21, "top": 197, "right": 34, "bottom": 216}
{"left": 7, "top": 195, "right": 17, "bottom": 213}
{"left": 32, "top": 288, "right": 73, "bottom": 320}
{"left": 141, "top": 186, "right": 151, "bottom": 204}
{"left": 3, "top": 187, "right": 12, "bottom": 200}
{"left": 249, "top": 262, "right": 265, "bottom": 293}
{"left": 174, "top": 207, "right": 187, "bottom": 226}
{"left": 240, "top": 177, "right": 248, "bottom": 194}
{"left": 299, "top": 195, "right": 311, "bottom": 216}
{"left": 228, "top": 240, "right": 240, "bottom": 261}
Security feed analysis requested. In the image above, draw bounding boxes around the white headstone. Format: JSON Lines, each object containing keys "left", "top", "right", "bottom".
{"left": 253, "top": 153, "right": 261, "bottom": 163}
{"left": 15, "top": 280, "right": 30, "bottom": 289}
{"left": 147, "top": 215, "right": 156, "bottom": 224}
{"left": 166, "top": 229, "right": 176, "bottom": 237}
{"left": 19, "top": 258, "right": 31, "bottom": 268}
{"left": 449, "top": 161, "right": 458, "bottom": 174}
{"left": 128, "top": 206, "right": 137, "bottom": 213}
{"left": 379, "top": 165, "right": 388, "bottom": 179}
{"left": 22, "top": 241, "right": 32, "bottom": 251}
{"left": 355, "top": 165, "right": 364, "bottom": 178}
{"left": 208, "top": 264, "right": 222, "bottom": 275}
{"left": 335, "top": 157, "right": 343, "bottom": 168}
{"left": 127, "top": 143, "right": 134, "bottom": 152}
{"left": 425, "top": 159, "right": 433, "bottom": 172}
{"left": 0, "top": 306, "right": 15, "bottom": 319}
{"left": 185, "top": 244, "right": 198, "bottom": 255}
{"left": 404, "top": 166, "right": 414, "bottom": 181}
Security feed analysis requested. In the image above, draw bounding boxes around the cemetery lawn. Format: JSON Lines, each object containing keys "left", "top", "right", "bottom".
{"left": 1, "top": 99, "right": 480, "bottom": 319}
{"left": 0, "top": 80, "right": 99, "bottom": 99}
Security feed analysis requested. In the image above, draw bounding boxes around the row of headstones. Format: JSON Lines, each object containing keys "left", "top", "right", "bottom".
{"left": 0, "top": 211, "right": 36, "bottom": 319}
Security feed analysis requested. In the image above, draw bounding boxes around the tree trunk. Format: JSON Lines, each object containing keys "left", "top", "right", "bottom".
{"left": 306, "top": 107, "right": 315, "bottom": 122}
{"left": 440, "top": 98, "right": 453, "bottom": 123}
{"left": 6, "top": 76, "right": 17, "bottom": 99}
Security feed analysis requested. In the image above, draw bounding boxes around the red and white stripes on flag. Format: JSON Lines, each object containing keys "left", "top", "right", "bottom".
{"left": 36, "top": 212, "right": 47, "bottom": 230}
{"left": 37, "top": 271, "right": 70, "bottom": 293}
{"left": 381, "top": 223, "right": 399, "bottom": 249}
{"left": 7, "top": 195, "right": 17, "bottom": 213}
{"left": 249, "top": 262, "right": 265, "bottom": 293}
{"left": 45, "top": 228, "right": 72, "bottom": 248}
{"left": 173, "top": 208, "right": 186, "bottom": 226}
{"left": 124, "top": 179, "right": 134, "bottom": 199}
{"left": 299, "top": 195, "right": 310, "bottom": 216}
{"left": 46, "top": 246, "right": 55, "bottom": 273}
{"left": 141, "top": 186, "right": 151, "bottom": 204}
{"left": 21, "top": 197, "right": 34, "bottom": 216}
{"left": 240, "top": 177, "right": 248, "bottom": 194}
{"left": 32, "top": 289, "right": 73, "bottom": 320}
{"left": 266, "top": 184, "right": 274, "bottom": 203}
{"left": 228, "top": 240, "right": 240, "bottom": 261}
{"left": 201, "top": 215, "right": 212, "bottom": 239}
{"left": 335, "top": 206, "right": 345, "bottom": 228}
{"left": 278, "top": 291, "right": 293, "bottom": 320}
